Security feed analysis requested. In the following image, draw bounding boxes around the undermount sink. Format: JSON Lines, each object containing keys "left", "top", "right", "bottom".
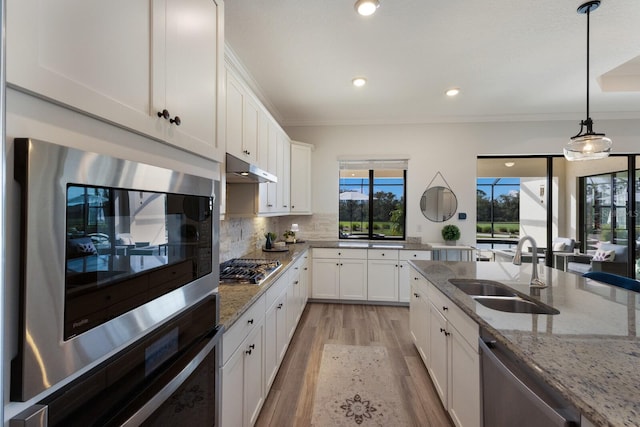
{"left": 448, "top": 279, "right": 517, "bottom": 297}
{"left": 448, "top": 278, "right": 559, "bottom": 315}
{"left": 473, "top": 296, "right": 560, "bottom": 315}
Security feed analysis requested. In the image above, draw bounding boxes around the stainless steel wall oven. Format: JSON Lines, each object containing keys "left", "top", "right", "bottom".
{"left": 11, "top": 138, "right": 220, "bottom": 406}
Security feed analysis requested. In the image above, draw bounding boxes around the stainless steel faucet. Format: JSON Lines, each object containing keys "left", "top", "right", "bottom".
{"left": 513, "top": 235, "right": 547, "bottom": 288}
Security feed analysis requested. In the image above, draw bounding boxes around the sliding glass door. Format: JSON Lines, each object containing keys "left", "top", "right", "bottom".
{"left": 478, "top": 155, "right": 638, "bottom": 278}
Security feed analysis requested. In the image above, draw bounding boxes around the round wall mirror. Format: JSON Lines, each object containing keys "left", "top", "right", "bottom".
{"left": 420, "top": 186, "right": 458, "bottom": 222}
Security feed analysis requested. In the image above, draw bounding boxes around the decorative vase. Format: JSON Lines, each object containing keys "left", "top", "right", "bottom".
{"left": 445, "top": 240, "right": 457, "bottom": 246}
{"left": 265, "top": 234, "right": 273, "bottom": 249}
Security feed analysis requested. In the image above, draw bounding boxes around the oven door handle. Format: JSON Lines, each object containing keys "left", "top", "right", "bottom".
{"left": 120, "top": 327, "right": 223, "bottom": 426}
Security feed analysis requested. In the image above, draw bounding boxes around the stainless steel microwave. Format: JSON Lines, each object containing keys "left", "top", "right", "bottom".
{"left": 11, "top": 138, "right": 219, "bottom": 402}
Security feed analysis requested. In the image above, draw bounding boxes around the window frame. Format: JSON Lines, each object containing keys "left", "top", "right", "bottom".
{"left": 339, "top": 167, "right": 407, "bottom": 241}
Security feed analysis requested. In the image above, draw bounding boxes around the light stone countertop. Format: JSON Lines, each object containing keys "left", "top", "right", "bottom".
{"left": 217, "top": 240, "right": 434, "bottom": 327}
{"left": 218, "top": 243, "right": 311, "bottom": 328}
{"left": 409, "top": 260, "right": 640, "bottom": 427}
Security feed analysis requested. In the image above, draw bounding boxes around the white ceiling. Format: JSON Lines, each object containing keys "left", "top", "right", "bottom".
{"left": 224, "top": 0, "right": 640, "bottom": 127}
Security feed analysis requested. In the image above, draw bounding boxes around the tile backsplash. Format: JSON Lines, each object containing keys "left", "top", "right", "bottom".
{"left": 219, "top": 213, "right": 338, "bottom": 261}
{"left": 219, "top": 212, "right": 419, "bottom": 261}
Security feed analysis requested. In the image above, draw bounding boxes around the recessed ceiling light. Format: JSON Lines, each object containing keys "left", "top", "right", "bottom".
{"left": 445, "top": 88, "right": 460, "bottom": 97}
{"left": 354, "top": 0, "right": 380, "bottom": 16}
{"left": 352, "top": 77, "right": 367, "bottom": 87}
{"left": 505, "top": 162, "right": 515, "bottom": 167}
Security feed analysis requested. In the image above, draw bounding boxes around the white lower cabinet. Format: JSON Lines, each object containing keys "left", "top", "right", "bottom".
{"left": 428, "top": 301, "right": 449, "bottom": 406}
{"left": 409, "top": 277, "right": 430, "bottom": 365}
{"left": 449, "top": 326, "right": 480, "bottom": 427}
{"left": 264, "top": 290, "right": 288, "bottom": 390}
{"left": 312, "top": 249, "right": 367, "bottom": 300}
{"left": 399, "top": 251, "right": 432, "bottom": 302}
{"left": 221, "top": 294, "right": 265, "bottom": 427}
{"left": 222, "top": 250, "right": 309, "bottom": 427}
{"left": 367, "top": 249, "right": 400, "bottom": 301}
{"left": 312, "top": 248, "right": 430, "bottom": 303}
{"left": 410, "top": 266, "right": 480, "bottom": 427}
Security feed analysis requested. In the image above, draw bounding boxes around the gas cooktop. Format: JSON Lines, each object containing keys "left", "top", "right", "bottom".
{"left": 219, "top": 258, "right": 282, "bottom": 285}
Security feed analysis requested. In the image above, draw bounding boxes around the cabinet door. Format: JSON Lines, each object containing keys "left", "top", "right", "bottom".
{"left": 264, "top": 302, "right": 278, "bottom": 390}
{"left": 241, "top": 96, "right": 259, "bottom": 163}
{"left": 276, "top": 295, "right": 289, "bottom": 363}
{"left": 410, "top": 283, "right": 430, "bottom": 366}
{"left": 367, "top": 260, "right": 399, "bottom": 301}
{"left": 257, "top": 110, "right": 270, "bottom": 170}
{"left": 398, "top": 261, "right": 411, "bottom": 303}
{"left": 7, "top": 0, "right": 154, "bottom": 135}
{"left": 160, "top": 0, "right": 221, "bottom": 157}
{"left": 275, "top": 133, "right": 291, "bottom": 213}
{"left": 312, "top": 259, "right": 340, "bottom": 299}
{"left": 286, "top": 278, "right": 299, "bottom": 340}
{"left": 243, "top": 323, "right": 264, "bottom": 427}
{"left": 290, "top": 142, "right": 312, "bottom": 214}
{"left": 449, "top": 329, "right": 481, "bottom": 427}
{"left": 339, "top": 259, "right": 368, "bottom": 300}
{"left": 429, "top": 303, "right": 449, "bottom": 408}
{"left": 225, "top": 71, "right": 245, "bottom": 159}
{"left": 221, "top": 344, "right": 244, "bottom": 427}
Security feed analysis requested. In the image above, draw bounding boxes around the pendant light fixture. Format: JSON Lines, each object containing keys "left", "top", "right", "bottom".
{"left": 563, "top": 0, "right": 612, "bottom": 161}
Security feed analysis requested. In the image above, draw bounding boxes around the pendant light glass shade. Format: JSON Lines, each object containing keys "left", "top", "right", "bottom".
{"left": 564, "top": 133, "right": 612, "bottom": 161}
{"left": 564, "top": 0, "right": 612, "bottom": 161}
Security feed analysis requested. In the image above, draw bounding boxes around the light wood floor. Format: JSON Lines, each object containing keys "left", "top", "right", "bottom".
{"left": 255, "top": 303, "right": 454, "bottom": 427}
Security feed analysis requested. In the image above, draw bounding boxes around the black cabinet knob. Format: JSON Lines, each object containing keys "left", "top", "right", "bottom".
{"left": 170, "top": 115, "right": 181, "bottom": 126}
{"left": 157, "top": 109, "right": 170, "bottom": 120}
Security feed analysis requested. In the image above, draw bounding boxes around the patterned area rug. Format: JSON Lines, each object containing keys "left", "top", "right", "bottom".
{"left": 311, "top": 344, "right": 411, "bottom": 426}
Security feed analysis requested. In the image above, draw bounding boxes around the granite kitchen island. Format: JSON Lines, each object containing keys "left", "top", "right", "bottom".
{"left": 409, "top": 260, "right": 639, "bottom": 427}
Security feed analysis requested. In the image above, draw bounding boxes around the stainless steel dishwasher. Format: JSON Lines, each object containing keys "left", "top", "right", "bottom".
{"left": 479, "top": 330, "right": 581, "bottom": 427}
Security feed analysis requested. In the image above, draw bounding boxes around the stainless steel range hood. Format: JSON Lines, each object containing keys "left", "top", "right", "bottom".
{"left": 225, "top": 153, "right": 277, "bottom": 183}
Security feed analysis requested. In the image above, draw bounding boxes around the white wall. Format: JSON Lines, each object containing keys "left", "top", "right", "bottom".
{"left": 520, "top": 177, "right": 549, "bottom": 247}
{"left": 286, "top": 119, "right": 639, "bottom": 245}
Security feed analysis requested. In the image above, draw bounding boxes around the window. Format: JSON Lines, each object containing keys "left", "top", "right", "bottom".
{"left": 476, "top": 177, "right": 521, "bottom": 243}
{"left": 581, "top": 170, "right": 631, "bottom": 251}
{"left": 339, "top": 160, "right": 407, "bottom": 240}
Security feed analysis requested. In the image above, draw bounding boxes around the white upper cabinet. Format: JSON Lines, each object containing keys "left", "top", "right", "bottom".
{"left": 7, "top": 0, "right": 225, "bottom": 161}
{"left": 225, "top": 67, "right": 259, "bottom": 164}
{"left": 290, "top": 141, "right": 313, "bottom": 214}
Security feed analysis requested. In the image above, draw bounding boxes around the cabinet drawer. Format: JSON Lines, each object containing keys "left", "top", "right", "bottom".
{"left": 368, "top": 249, "right": 399, "bottom": 260}
{"left": 313, "top": 248, "right": 367, "bottom": 259}
{"left": 223, "top": 294, "right": 265, "bottom": 364}
{"left": 400, "top": 250, "right": 432, "bottom": 261}
{"left": 428, "top": 285, "right": 478, "bottom": 351}
{"left": 265, "top": 273, "right": 289, "bottom": 309}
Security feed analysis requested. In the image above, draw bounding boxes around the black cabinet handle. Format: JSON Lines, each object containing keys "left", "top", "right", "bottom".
{"left": 246, "top": 343, "right": 255, "bottom": 355}
{"left": 157, "top": 109, "right": 170, "bottom": 120}
{"left": 170, "top": 115, "right": 181, "bottom": 126}
{"left": 440, "top": 328, "right": 450, "bottom": 336}
{"left": 277, "top": 303, "right": 283, "bottom": 309}
{"left": 247, "top": 318, "right": 254, "bottom": 324}
{"left": 414, "top": 293, "right": 419, "bottom": 298}
{"left": 442, "top": 306, "right": 449, "bottom": 311}
{"left": 294, "top": 280, "right": 299, "bottom": 285}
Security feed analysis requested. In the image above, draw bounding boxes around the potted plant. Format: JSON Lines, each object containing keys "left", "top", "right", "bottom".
{"left": 441, "top": 224, "right": 461, "bottom": 246}
{"left": 283, "top": 230, "right": 296, "bottom": 243}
